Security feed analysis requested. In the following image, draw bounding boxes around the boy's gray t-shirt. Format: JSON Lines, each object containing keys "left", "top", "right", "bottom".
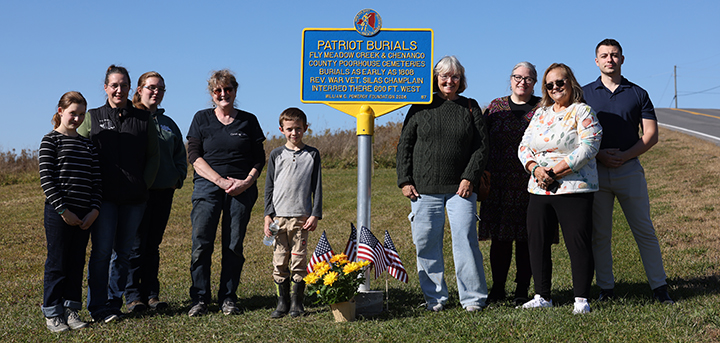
{"left": 264, "top": 145, "right": 322, "bottom": 218}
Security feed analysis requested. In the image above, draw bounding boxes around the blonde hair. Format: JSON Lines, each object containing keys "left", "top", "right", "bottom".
{"left": 540, "top": 63, "right": 584, "bottom": 108}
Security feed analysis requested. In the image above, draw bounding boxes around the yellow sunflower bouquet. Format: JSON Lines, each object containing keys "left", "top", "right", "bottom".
{"left": 303, "top": 254, "right": 371, "bottom": 306}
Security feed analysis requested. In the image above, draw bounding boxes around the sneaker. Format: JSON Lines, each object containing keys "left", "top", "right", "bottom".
{"left": 653, "top": 285, "right": 675, "bottom": 304}
{"left": 103, "top": 313, "right": 120, "bottom": 323}
{"left": 598, "top": 288, "right": 615, "bottom": 302}
{"left": 127, "top": 300, "right": 147, "bottom": 313}
{"left": 426, "top": 303, "right": 444, "bottom": 312}
{"left": 46, "top": 316, "right": 70, "bottom": 333}
{"left": 148, "top": 298, "right": 168, "bottom": 310}
{"left": 465, "top": 305, "right": 483, "bottom": 312}
{"left": 91, "top": 309, "right": 120, "bottom": 323}
{"left": 572, "top": 298, "right": 592, "bottom": 314}
{"left": 188, "top": 301, "right": 208, "bottom": 317}
{"left": 221, "top": 298, "right": 240, "bottom": 315}
{"left": 519, "top": 294, "right": 553, "bottom": 309}
{"left": 64, "top": 308, "right": 88, "bottom": 330}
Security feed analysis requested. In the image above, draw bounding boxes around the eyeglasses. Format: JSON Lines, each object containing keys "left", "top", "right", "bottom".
{"left": 545, "top": 79, "right": 567, "bottom": 90}
{"left": 213, "top": 87, "right": 234, "bottom": 95}
{"left": 144, "top": 85, "right": 166, "bottom": 93}
{"left": 107, "top": 83, "right": 130, "bottom": 91}
{"left": 438, "top": 74, "right": 460, "bottom": 82}
{"left": 512, "top": 74, "right": 536, "bottom": 84}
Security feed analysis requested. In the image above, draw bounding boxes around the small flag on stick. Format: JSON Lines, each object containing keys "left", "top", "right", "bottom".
{"left": 383, "top": 230, "right": 408, "bottom": 283}
{"left": 343, "top": 223, "right": 357, "bottom": 262}
{"left": 307, "top": 231, "right": 334, "bottom": 273}
{"left": 357, "top": 226, "right": 388, "bottom": 278}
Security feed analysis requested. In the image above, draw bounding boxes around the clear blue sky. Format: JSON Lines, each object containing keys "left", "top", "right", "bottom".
{"left": 2, "top": 0, "right": 719, "bottom": 151}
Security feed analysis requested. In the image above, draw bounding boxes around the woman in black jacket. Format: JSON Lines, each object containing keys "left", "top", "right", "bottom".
{"left": 79, "top": 65, "right": 159, "bottom": 323}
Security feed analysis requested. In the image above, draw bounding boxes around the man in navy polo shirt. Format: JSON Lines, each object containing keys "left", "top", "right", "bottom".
{"left": 583, "top": 38, "right": 673, "bottom": 304}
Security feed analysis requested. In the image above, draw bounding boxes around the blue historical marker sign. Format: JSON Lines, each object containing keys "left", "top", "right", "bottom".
{"left": 301, "top": 28, "right": 433, "bottom": 104}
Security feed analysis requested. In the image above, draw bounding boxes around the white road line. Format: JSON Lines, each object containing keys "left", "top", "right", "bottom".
{"left": 659, "top": 122, "right": 720, "bottom": 143}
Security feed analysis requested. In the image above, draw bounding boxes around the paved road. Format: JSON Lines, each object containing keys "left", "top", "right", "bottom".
{"left": 655, "top": 108, "right": 720, "bottom": 146}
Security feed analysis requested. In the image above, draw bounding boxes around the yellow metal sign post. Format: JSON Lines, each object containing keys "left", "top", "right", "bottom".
{"left": 301, "top": 9, "right": 433, "bottom": 316}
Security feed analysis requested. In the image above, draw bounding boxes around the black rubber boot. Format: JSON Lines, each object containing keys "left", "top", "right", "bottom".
{"left": 289, "top": 280, "right": 306, "bottom": 318}
{"left": 270, "top": 280, "right": 290, "bottom": 318}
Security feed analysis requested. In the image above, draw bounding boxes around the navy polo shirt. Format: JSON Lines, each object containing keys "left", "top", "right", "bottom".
{"left": 583, "top": 77, "right": 657, "bottom": 151}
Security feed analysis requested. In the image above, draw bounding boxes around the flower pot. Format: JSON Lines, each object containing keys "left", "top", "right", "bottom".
{"left": 330, "top": 299, "right": 356, "bottom": 322}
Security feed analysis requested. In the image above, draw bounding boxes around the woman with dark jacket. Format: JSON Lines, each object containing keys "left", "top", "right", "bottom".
{"left": 78, "top": 65, "right": 159, "bottom": 323}
{"left": 125, "top": 71, "right": 187, "bottom": 312}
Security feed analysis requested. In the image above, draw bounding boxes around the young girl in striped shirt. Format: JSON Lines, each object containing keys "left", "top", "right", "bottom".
{"left": 39, "top": 91, "right": 102, "bottom": 332}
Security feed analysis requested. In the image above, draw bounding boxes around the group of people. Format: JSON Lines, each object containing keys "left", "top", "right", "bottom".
{"left": 396, "top": 39, "right": 673, "bottom": 315}
{"left": 40, "top": 65, "right": 186, "bottom": 332}
{"left": 40, "top": 65, "right": 323, "bottom": 332}
{"left": 39, "top": 37, "right": 672, "bottom": 332}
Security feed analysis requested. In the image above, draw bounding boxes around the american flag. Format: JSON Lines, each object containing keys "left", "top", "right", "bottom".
{"left": 357, "top": 226, "right": 388, "bottom": 278}
{"left": 343, "top": 223, "right": 357, "bottom": 262}
{"left": 306, "top": 231, "right": 334, "bottom": 273}
{"left": 383, "top": 230, "right": 408, "bottom": 283}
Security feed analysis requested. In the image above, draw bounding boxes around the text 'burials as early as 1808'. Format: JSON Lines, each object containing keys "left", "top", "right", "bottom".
{"left": 301, "top": 29, "right": 433, "bottom": 104}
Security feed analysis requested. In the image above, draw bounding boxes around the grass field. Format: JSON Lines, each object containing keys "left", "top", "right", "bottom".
{"left": 1, "top": 127, "right": 719, "bottom": 342}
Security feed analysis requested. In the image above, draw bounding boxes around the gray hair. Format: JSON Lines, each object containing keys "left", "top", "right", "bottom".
{"left": 511, "top": 61, "right": 537, "bottom": 82}
{"left": 433, "top": 55, "right": 467, "bottom": 94}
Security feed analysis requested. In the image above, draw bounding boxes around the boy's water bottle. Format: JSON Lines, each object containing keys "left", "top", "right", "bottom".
{"left": 263, "top": 220, "right": 280, "bottom": 246}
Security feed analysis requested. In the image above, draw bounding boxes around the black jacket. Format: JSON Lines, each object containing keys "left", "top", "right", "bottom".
{"left": 84, "top": 101, "right": 159, "bottom": 204}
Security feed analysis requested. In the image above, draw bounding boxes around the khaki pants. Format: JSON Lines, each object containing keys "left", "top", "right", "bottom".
{"left": 592, "top": 159, "right": 668, "bottom": 290}
{"left": 272, "top": 217, "right": 309, "bottom": 283}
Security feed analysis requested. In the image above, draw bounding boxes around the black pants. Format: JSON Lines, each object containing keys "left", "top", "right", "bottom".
{"left": 527, "top": 193, "right": 594, "bottom": 299}
{"left": 489, "top": 240, "right": 531, "bottom": 290}
{"left": 126, "top": 188, "right": 175, "bottom": 304}
{"left": 42, "top": 204, "right": 90, "bottom": 317}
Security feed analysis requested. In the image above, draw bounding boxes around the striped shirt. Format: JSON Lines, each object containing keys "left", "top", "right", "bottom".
{"left": 39, "top": 131, "right": 102, "bottom": 213}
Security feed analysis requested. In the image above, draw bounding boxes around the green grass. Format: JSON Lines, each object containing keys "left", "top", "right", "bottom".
{"left": 2, "top": 129, "right": 720, "bottom": 342}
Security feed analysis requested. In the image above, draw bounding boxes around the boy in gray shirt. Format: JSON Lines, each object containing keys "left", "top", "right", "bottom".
{"left": 264, "top": 107, "right": 322, "bottom": 318}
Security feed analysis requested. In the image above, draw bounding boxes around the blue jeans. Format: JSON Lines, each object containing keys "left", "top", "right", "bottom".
{"left": 189, "top": 178, "right": 257, "bottom": 304}
{"left": 41, "top": 204, "right": 90, "bottom": 318}
{"left": 86, "top": 201, "right": 146, "bottom": 317}
{"left": 410, "top": 193, "right": 488, "bottom": 308}
{"left": 126, "top": 189, "right": 175, "bottom": 304}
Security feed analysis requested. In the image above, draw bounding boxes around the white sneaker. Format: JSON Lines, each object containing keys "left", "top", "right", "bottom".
{"left": 519, "top": 294, "right": 553, "bottom": 309}
{"left": 426, "top": 303, "right": 444, "bottom": 312}
{"left": 572, "top": 297, "right": 591, "bottom": 314}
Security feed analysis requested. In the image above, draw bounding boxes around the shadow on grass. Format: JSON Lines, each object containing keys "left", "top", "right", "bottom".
{"left": 122, "top": 294, "right": 283, "bottom": 318}
{"left": 122, "top": 274, "right": 720, "bottom": 320}
{"left": 668, "top": 274, "right": 720, "bottom": 301}
{"left": 585, "top": 274, "right": 720, "bottom": 305}
{"left": 118, "top": 273, "right": 720, "bottom": 321}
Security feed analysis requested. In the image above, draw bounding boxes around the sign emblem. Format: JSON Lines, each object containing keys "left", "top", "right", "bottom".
{"left": 354, "top": 9, "right": 381, "bottom": 37}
